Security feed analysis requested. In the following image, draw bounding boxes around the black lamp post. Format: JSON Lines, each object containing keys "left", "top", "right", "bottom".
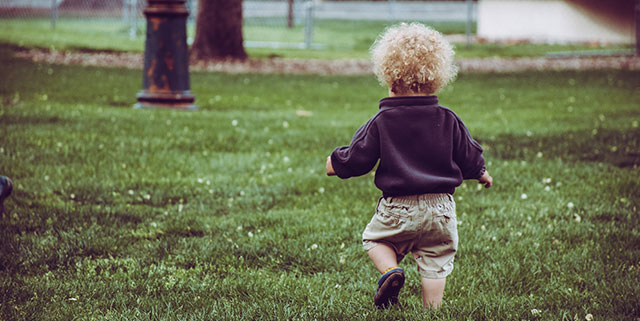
{"left": 135, "top": 0, "right": 196, "bottom": 110}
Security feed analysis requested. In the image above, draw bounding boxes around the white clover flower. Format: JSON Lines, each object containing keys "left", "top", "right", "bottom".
{"left": 128, "top": 189, "right": 134, "bottom": 195}
{"left": 531, "top": 308, "right": 541, "bottom": 317}
{"left": 197, "top": 178, "right": 204, "bottom": 183}
{"left": 318, "top": 187, "right": 325, "bottom": 194}
{"left": 574, "top": 214, "right": 581, "bottom": 222}
{"left": 231, "top": 119, "right": 238, "bottom": 126}
{"left": 521, "top": 193, "right": 528, "bottom": 200}
{"left": 70, "top": 193, "right": 75, "bottom": 199}
{"left": 248, "top": 231, "right": 254, "bottom": 238}
{"left": 144, "top": 194, "right": 151, "bottom": 200}
{"left": 237, "top": 225, "right": 243, "bottom": 231}
{"left": 310, "top": 244, "right": 318, "bottom": 250}
{"left": 283, "top": 156, "right": 290, "bottom": 163}
{"left": 544, "top": 186, "right": 551, "bottom": 192}
{"left": 542, "top": 178, "right": 552, "bottom": 184}
{"left": 585, "top": 314, "right": 593, "bottom": 321}
{"left": 178, "top": 204, "right": 183, "bottom": 212}
{"left": 282, "top": 121, "right": 289, "bottom": 128}
{"left": 567, "top": 202, "right": 575, "bottom": 209}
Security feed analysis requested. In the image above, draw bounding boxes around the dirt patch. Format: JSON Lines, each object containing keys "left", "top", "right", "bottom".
{"left": 12, "top": 47, "right": 640, "bottom": 75}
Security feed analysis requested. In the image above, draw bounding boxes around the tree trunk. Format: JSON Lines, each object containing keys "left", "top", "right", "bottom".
{"left": 287, "top": 0, "right": 294, "bottom": 28}
{"left": 191, "top": 0, "right": 247, "bottom": 60}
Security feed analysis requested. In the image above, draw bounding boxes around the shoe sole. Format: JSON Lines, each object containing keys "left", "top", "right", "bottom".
{"left": 374, "top": 271, "right": 405, "bottom": 309}
{"left": 0, "top": 177, "right": 12, "bottom": 214}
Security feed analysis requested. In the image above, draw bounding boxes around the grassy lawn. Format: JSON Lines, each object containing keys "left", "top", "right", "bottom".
{"left": 0, "top": 18, "right": 633, "bottom": 59}
{"left": 1, "top": 44, "right": 639, "bottom": 320}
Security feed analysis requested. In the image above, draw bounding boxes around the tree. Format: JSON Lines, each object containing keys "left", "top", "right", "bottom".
{"left": 191, "top": 0, "right": 247, "bottom": 60}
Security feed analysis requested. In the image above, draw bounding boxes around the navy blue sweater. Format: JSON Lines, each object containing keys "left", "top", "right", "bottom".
{"left": 330, "top": 96, "right": 485, "bottom": 197}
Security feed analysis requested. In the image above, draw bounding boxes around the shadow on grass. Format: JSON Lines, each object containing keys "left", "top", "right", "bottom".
{"left": 483, "top": 128, "right": 640, "bottom": 168}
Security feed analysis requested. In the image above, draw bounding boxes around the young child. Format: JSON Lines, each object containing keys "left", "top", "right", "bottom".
{"left": 326, "top": 23, "right": 492, "bottom": 309}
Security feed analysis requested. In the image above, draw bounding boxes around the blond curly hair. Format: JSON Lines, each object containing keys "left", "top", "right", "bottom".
{"left": 371, "top": 23, "right": 458, "bottom": 95}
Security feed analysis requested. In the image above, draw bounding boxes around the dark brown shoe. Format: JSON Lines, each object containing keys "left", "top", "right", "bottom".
{"left": 0, "top": 176, "right": 13, "bottom": 214}
{"left": 374, "top": 268, "right": 405, "bottom": 309}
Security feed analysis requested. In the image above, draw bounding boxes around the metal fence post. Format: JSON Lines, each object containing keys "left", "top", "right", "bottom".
{"left": 129, "top": 0, "right": 138, "bottom": 39}
{"left": 466, "top": 0, "right": 473, "bottom": 48}
{"left": 50, "top": 0, "right": 57, "bottom": 29}
{"left": 304, "top": 0, "right": 314, "bottom": 49}
{"left": 134, "top": 0, "right": 196, "bottom": 110}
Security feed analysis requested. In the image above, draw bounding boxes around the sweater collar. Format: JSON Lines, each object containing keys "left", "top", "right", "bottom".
{"left": 379, "top": 96, "right": 439, "bottom": 109}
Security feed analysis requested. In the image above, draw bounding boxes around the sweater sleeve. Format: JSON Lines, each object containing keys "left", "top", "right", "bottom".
{"left": 330, "top": 120, "right": 380, "bottom": 179}
{"left": 452, "top": 116, "right": 485, "bottom": 180}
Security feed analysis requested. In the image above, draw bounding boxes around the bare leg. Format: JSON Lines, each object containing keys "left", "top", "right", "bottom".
{"left": 368, "top": 243, "right": 398, "bottom": 273}
{"left": 421, "top": 277, "right": 446, "bottom": 308}
{"left": 369, "top": 243, "right": 404, "bottom": 308}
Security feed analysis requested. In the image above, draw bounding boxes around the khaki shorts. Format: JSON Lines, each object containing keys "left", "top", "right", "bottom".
{"left": 362, "top": 193, "right": 458, "bottom": 279}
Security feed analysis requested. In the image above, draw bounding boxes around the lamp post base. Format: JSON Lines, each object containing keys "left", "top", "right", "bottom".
{"left": 134, "top": 90, "right": 198, "bottom": 111}
{"left": 135, "top": 0, "right": 195, "bottom": 111}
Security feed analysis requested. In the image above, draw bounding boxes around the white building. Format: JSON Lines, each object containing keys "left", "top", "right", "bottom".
{"left": 477, "top": 0, "right": 636, "bottom": 44}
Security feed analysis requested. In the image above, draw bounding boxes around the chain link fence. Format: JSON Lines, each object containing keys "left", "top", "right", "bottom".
{"left": 0, "top": 1, "right": 475, "bottom": 49}
{"left": 0, "top": 0, "right": 316, "bottom": 45}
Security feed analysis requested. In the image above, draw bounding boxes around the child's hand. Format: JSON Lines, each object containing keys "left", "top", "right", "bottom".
{"left": 478, "top": 170, "right": 493, "bottom": 188}
{"left": 326, "top": 156, "right": 336, "bottom": 176}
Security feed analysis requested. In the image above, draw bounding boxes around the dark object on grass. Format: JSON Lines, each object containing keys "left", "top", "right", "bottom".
{"left": 0, "top": 176, "right": 13, "bottom": 215}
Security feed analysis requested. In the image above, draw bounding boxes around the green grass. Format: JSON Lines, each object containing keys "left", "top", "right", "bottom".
{"left": 1, "top": 44, "right": 640, "bottom": 320}
{"left": 0, "top": 17, "right": 632, "bottom": 59}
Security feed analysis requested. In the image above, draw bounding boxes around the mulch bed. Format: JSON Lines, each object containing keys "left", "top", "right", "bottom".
{"left": 12, "top": 47, "right": 640, "bottom": 75}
